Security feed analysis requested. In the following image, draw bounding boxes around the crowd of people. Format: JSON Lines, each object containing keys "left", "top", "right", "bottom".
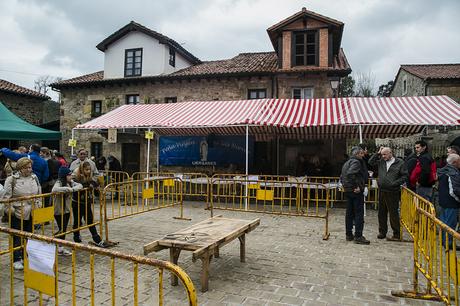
{"left": 0, "top": 145, "right": 122, "bottom": 270}
{"left": 340, "top": 141, "right": 460, "bottom": 248}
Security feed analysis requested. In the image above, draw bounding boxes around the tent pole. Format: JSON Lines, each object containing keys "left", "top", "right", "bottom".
{"left": 245, "top": 125, "right": 249, "bottom": 176}
{"left": 71, "top": 129, "right": 75, "bottom": 156}
{"left": 358, "top": 125, "right": 363, "bottom": 144}
{"left": 146, "top": 128, "right": 151, "bottom": 174}
{"left": 276, "top": 136, "right": 280, "bottom": 175}
{"left": 156, "top": 134, "right": 160, "bottom": 173}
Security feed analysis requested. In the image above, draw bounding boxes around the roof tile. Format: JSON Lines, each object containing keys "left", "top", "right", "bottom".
{"left": 401, "top": 64, "right": 460, "bottom": 80}
{"left": 0, "top": 79, "right": 50, "bottom": 100}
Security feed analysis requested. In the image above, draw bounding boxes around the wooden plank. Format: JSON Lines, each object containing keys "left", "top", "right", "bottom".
{"left": 143, "top": 241, "right": 164, "bottom": 255}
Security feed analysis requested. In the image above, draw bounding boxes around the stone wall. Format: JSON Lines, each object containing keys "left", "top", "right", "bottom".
{"left": 390, "top": 70, "right": 425, "bottom": 97}
{"left": 0, "top": 92, "right": 48, "bottom": 125}
{"left": 427, "top": 80, "right": 460, "bottom": 102}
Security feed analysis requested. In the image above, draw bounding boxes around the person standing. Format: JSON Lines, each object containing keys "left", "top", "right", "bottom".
{"left": 369, "top": 147, "right": 408, "bottom": 240}
{"left": 1, "top": 144, "right": 49, "bottom": 184}
{"left": 69, "top": 148, "right": 99, "bottom": 176}
{"left": 340, "top": 146, "right": 370, "bottom": 245}
{"left": 407, "top": 140, "right": 436, "bottom": 201}
{"left": 437, "top": 154, "right": 460, "bottom": 248}
{"left": 2, "top": 158, "right": 42, "bottom": 270}
{"left": 40, "top": 147, "right": 61, "bottom": 207}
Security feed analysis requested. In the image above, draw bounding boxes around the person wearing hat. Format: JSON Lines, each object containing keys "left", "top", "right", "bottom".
{"left": 2, "top": 157, "right": 42, "bottom": 270}
{"left": 340, "top": 146, "right": 370, "bottom": 245}
{"left": 52, "top": 167, "right": 83, "bottom": 256}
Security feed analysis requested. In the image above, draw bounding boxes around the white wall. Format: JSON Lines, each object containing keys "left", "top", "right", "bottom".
{"left": 103, "top": 31, "right": 193, "bottom": 79}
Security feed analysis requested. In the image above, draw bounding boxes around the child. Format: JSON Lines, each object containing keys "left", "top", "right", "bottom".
{"left": 72, "top": 161, "right": 109, "bottom": 247}
{"left": 52, "top": 167, "right": 82, "bottom": 255}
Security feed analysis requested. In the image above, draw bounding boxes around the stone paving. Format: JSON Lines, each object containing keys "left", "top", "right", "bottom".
{"left": 0, "top": 202, "right": 444, "bottom": 305}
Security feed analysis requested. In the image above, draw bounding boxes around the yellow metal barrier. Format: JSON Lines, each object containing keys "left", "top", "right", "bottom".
{"left": 0, "top": 226, "right": 197, "bottom": 306}
{"left": 131, "top": 171, "right": 174, "bottom": 182}
{"left": 210, "top": 175, "right": 330, "bottom": 240}
{"left": 392, "top": 208, "right": 459, "bottom": 305}
{"left": 400, "top": 187, "right": 436, "bottom": 240}
{"left": 0, "top": 188, "right": 101, "bottom": 255}
{"left": 101, "top": 177, "right": 188, "bottom": 243}
{"left": 97, "top": 170, "right": 130, "bottom": 188}
{"left": 305, "top": 176, "right": 379, "bottom": 208}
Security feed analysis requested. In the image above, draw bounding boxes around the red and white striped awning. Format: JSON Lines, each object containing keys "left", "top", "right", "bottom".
{"left": 75, "top": 95, "right": 460, "bottom": 139}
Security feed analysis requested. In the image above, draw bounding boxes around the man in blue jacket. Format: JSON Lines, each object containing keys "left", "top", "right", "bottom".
{"left": 0, "top": 144, "right": 49, "bottom": 184}
{"left": 437, "top": 153, "right": 460, "bottom": 248}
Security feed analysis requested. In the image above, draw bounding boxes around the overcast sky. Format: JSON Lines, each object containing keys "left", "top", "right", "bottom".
{"left": 1, "top": 0, "right": 459, "bottom": 100}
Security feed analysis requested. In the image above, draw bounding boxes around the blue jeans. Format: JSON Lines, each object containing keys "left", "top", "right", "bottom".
{"left": 416, "top": 186, "right": 433, "bottom": 202}
{"left": 440, "top": 207, "right": 458, "bottom": 248}
{"left": 345, "top": 192, "right": 365, "bottom": 237}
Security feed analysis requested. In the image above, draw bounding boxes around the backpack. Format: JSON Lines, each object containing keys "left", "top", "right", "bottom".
{"left": 409, "top": 159, "right": 437, "bottom": 187}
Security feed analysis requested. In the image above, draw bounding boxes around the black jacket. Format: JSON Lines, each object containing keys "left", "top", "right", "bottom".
{"left": 340, "top": 157, "right": 368, "bottom": 193}
{"left": 368, "top": 154, "right": 407, "bottom": 192}
{"left": 437, "top": 164, "right": 460, "bottom": 209}
{"left": 407, "top": 151, "right": 435, "bottom": 187}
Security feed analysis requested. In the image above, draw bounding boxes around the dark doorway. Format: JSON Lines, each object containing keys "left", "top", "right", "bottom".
{"left": 122, "top": 143, "right": 140, "bottom": 174}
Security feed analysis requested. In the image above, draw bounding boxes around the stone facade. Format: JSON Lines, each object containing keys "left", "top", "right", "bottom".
{"left": 390, "top": 69, "right": 425, "bottom": 97}
{"left": 0, "top": 91, "right": 58, "bottom": 126}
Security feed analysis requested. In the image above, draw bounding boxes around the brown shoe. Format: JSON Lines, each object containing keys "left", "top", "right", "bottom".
{"left": 377, "top": 233, "right": 386, "bottom": 239}
{"left": 386, "top": 236, "right": 400, "bottom": 241}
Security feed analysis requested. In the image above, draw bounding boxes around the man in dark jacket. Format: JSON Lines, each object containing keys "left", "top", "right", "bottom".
{"left": 369, "top": 147, "right": 408, "bottom": 240}
{"left": 340, "top": 146, "right": 370, "bottom": 245}
{"left": 0, "top": 144, "right": 49, "bottom": 184}
{"left": 437, "top": 153, "right": 460, "bottom": 248}
{"left": 407, "top": 140, "right": 435, "bottom": 201}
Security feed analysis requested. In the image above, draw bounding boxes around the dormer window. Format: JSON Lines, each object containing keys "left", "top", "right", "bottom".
{"left": 169, "top": 48, "right": 176, "bottom": 67}
{"left": 125, "top": 48, "right": 142, "bottom": 77}
{"left": 294, "top": 31, "right": 318, "bottom": 66}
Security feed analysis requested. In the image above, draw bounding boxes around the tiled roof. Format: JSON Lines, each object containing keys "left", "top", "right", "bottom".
{"left": 171, "top": 52, "right": 278, "bottom": 76}
{"left": 52, "top": 50, "right": 351, "bottom": 88}
{"left": 0, "top": 79, "right": 50, "bottom": 100}
{"left": 96, "top": 21, "right": 201, "bottom": 64}
{"left": 401, "top": 64, "right": 460, "bottom": 80}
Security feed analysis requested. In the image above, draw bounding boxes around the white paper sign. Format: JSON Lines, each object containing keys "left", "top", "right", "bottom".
{"left": 26, "top": 239, "right": 56, "bottom": 276}
{"left": 108, "top": 128, "right": 117, "bottom": 143}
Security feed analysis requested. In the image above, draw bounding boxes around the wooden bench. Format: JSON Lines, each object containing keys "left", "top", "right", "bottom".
{"left": 143, "top": 215, "right": 260, "bottom": 292}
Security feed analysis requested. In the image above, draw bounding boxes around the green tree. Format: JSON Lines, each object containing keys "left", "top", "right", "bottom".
{"left": 377, "top": 80, "right": 394, "bottom": 97}
{"left": 338, "top": 75, "right": 355, "bottom": 97}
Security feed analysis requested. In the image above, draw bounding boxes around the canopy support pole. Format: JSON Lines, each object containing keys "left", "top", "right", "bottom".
{"left": 245, "top": 125, "right": 249, "bottom": 176}
{"left": 276, "top": 136, "right": 280, "bottom": 175}
{"left": 146, "top": 128, "right": 151, "bottom": 174}
{"left": 358, "top": 125, "right": 363, "bottom": 144}
{"left": 71, "top": 129, "right": 75, "bottom": 156}
{"left": 245, "top": 125, "right": 249, "bottom": 211}
{"left": 156, "top": 134, "right": 160, "bottom": 173}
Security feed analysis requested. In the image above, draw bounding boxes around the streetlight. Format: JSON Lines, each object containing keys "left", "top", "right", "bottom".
{"left": 329, "top": 77, "right": 340, "bottom": 98}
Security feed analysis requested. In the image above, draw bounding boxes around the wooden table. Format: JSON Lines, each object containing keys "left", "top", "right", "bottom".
{"left": 143, "top": 216, "right": 260, "bottom": 292}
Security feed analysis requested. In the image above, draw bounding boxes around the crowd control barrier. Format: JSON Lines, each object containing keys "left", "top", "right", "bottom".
{"left": 0, "top": 226, "right": 197, "bottom": 306}
{"left": 400, "top": 187, "right": 436, "bottom": 240}
{"left": 101, "top": 177, "right": 188, "bottom": 242}
{"left": 0, "top": 188, "right": 100, "bottom": 255}
{"left": 210, "top": 174, "right": 330, "bottom": 239}
{"left": 393, "top": 208, "right": 459, "bottom": 305}
{"left": 97, "top": 170, "right": 130, "bottom": 188}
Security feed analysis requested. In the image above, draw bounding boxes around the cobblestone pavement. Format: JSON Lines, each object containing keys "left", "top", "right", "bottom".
{"left": 0, "top": 202, "right": 444, "bottom": 305}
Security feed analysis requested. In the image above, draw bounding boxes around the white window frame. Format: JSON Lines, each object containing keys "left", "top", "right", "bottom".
{"left": 292, "top": 87, "right": 314, "bottom": 99}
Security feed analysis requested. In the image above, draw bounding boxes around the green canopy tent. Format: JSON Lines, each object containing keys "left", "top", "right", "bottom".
{"left": 0, "top": 101, "right": 61, "bottom": 140}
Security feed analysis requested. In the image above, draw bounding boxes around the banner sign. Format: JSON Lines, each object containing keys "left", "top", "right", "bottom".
{"left": 159, "top": 136, "right": 253, "bottom": 166}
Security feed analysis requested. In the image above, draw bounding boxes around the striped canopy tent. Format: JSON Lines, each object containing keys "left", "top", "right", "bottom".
{"left": 74, "top": 95, "right": 460, "bottom": 173}
{"left": 76, "top": 95, "right": 460, "bottom": 139}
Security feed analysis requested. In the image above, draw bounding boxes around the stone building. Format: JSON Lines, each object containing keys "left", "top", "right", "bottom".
{"left": 52, "top": 8, "right": 351, "bottom": 174}
{"left": 0, "top": 79, "right": 60, "bottom": 148}
{"left": 391, "top": 64, "right": 460, "bottom": 102}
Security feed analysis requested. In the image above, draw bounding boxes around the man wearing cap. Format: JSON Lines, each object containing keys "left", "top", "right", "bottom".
{"left": 69, "top": 148, "right": 99, "bottom": 176}
{"left": 0, "top": 144, "right": 49, "bottom": 184}
{"left": 340, "top": 146, "right": 370, "bottom": 245}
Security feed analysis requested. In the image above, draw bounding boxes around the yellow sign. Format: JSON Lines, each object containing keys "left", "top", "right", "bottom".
{"left": 108, "top": 128, "right": 117, "bottom": 143}
{"left": 163, "top": 179, "right": 175, "bottom": 187}
{"left": 256, "top": 189, "right": 274, "bottom": 201}
{"left": 142, "top": 188, "right": 155, "bottom": 199}
{"left": 68, "top": 139, "right": 77, "bottom": 147}
{"left": 145, "top": 131, "right": 154, "bottom": 139}
{"left": 32, "top": 207, "right": 54, "bottom": 225}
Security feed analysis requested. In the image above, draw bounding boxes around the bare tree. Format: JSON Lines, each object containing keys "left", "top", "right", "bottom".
{"left": 355, "top": 72, "right": 376, "bottom": 97}
{"left": 34, "top": 75, "right": 63, "bottom": 96}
